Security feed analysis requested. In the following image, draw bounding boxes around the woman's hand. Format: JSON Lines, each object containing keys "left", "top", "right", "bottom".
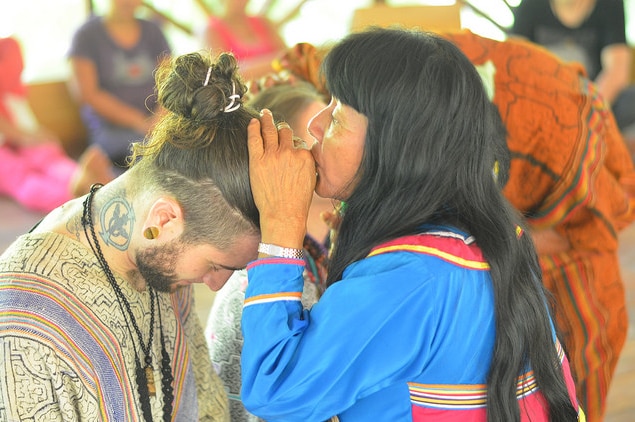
{"left": 248, "top": 109, "right": 317, "bottom": 248}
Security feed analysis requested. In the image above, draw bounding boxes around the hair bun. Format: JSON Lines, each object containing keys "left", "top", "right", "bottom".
{"left": 156, "top": 51, "right": 247, "bottom": 121}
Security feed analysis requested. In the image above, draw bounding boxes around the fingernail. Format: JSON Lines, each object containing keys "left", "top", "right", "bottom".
{"left": 293, "top": 136, "right": 308, "bottom": 149}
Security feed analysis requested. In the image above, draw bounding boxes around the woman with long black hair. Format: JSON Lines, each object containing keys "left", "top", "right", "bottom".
{"left": 242, "top": 27, "right": 583, "bottom": 421}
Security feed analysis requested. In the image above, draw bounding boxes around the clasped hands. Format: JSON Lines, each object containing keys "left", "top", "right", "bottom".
{"left": 248, "top": 109, "right": 317, "bottom": 249}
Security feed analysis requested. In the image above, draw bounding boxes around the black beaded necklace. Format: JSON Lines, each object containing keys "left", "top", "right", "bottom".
{"left": 81, "top": 183, "right": 173, "bottom": 422}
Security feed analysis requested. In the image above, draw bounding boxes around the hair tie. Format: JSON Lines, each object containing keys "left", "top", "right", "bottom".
{"left": 203, "top": 66, "right": 212, "bottom": 87}
{"left": 223, "top": 81, "right": 241, "bottom": 113}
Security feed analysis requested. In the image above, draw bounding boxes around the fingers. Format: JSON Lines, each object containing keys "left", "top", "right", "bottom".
{"left": 275, "top": 121, "right": 293, "bottom": 148}
{"left": 247, "top": 117, "right": 263, "bottom": 159}
{"left": 249, "top": 108, "right": 299, "bottom": 154}
{"left": 259, "top": 109, "right": 283, "bottom": 150}
{"left": 247, "top": 109, "right": 281, "bottom": 155}
{"left": 249, "top": 108, "right": 309, "bottom": 161}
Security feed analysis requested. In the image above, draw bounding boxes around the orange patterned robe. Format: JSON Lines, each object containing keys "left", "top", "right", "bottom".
{"left": 442, "top": 31, "right": 635, "bottom": 422}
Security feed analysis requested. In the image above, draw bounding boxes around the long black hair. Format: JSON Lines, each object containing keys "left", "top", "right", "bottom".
{"left": 322, "top": 28, "right": 577, "bottom": 421}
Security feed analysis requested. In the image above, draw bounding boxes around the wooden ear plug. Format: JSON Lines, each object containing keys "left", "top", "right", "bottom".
{"left": 144, "top": 226, "right": 159, "bottom": 239}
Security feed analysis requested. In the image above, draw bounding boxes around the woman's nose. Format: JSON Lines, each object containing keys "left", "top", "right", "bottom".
{"left": 308, "top": 109, "right": 327, "bottom": 143}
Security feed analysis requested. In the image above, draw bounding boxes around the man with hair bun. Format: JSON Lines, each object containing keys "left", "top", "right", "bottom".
{"left": 0, "top": 51, "right": 260, "bottom": 422}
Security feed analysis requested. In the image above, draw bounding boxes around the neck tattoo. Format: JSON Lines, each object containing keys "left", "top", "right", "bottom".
{"left": 82, "top": 183, "right": 174, "bottom": 422}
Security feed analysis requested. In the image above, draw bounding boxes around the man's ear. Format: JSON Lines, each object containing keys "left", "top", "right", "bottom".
{"left": 142, "top": 197, "right": 184, "bottom": 241}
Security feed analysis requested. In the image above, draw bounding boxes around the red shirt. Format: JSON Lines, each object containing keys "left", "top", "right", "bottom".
{"left": 0, "top": 37, "right": 27, "bottom": 122}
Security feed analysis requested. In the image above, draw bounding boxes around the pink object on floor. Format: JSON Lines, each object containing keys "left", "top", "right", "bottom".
{"left": 0, "top": 142, "right": 75, "bottom": 212}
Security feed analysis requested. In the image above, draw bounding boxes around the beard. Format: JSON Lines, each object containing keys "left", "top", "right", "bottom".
{"left": 135, "top": 243, "right": 182, "bottom": 292}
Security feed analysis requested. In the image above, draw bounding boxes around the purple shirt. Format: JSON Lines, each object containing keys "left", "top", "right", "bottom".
{"left": 69, "top": 16, "right": 170, "bottom": 114}
{"left": 68, "top": 16, "right": 171, "bottom": 164}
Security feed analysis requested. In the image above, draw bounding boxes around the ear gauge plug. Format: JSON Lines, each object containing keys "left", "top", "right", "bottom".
{"left": 144, "top": 226, "right": 159, "bottom": 240}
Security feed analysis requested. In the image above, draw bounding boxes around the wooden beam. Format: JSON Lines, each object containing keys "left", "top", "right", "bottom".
{"left": 141, "top": 1, "right": 193, "bottom": 35}
{"left": 274, "top": 0, "right": 312, "bottom": 29}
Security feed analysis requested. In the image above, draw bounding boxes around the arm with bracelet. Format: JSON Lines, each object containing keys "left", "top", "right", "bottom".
{"left": 248, "top": 110, "right": 316, "bottom": 258}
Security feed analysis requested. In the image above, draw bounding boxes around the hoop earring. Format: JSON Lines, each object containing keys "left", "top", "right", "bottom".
{"left": 144, "top": 226, "right": 159, "bottom": 240}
